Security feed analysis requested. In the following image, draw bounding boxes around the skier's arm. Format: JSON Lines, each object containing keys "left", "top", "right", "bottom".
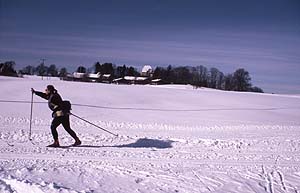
{"left": 31, "top": 88, "right": 48, "bottom": 100}
{"left": 50, "top": 94, "right": 63, "bottom": 111}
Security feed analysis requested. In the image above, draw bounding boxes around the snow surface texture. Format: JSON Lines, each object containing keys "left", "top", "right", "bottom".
{"left": 0, "top": 75, "right": 300, "bottom": 193}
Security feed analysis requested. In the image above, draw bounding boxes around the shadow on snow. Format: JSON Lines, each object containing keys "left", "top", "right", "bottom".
{"left": 68, "top": 138, "right": 174, "bottom": 149}
{"left": 114, "top": 138, "right": 174, "bottom": 149}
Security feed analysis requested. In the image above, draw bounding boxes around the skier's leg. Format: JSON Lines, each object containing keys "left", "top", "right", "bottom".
{"left": 61, "top": 116, "right": 81, "bottom": 145}
{"left": 49, "top": 117, "right": 61, "bottom": 147}
{"left": 51, "top": 117, "right": 61, "bottom": 140}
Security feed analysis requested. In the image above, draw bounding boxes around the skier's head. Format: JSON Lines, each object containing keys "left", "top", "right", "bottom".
{"left": 45, "top": 85, "right": 57, "bottom": 95}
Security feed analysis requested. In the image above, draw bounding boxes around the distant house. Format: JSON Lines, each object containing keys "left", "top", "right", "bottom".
{"left": 112, "top": 65, "right": 160, "bottom": 85}
{"left": 72, "top": 72, "right": 86, "bottom": 81}
{"left": 62, "top": 72, "right": 114, "bottom": 83}
{"left": 135, "top": 76, "right": 150, "bottom": 84}
{"left": 61, "top": 64, "right": 163, "bottom": 85}
{"left": 141, "top": 65, "right": 153, "bottom": 77}
{"left": 101, "top": 74, "right": 113, "bottom": 83}
{"left": 87, "top": 72, "right": 101, "bottom": 82}
{"left": 123, "top": 76, "right": 136, "bottom": 84}
{"left": 151, "top": 78, "right": 162, "bottom": 85}
{"left": 112, "top": 77, "right": 123, "bottom": 84}
{"left": 112, "top": 76, "right": 150, "bottom": 85}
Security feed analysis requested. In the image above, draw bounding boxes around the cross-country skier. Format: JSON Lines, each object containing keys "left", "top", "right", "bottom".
{"left": 31, "top": 85, "right": 81, "bottom": 147}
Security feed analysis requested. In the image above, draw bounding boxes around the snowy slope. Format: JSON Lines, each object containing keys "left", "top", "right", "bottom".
{"left": 0, "top": 75, "right": 300, "bottom": 193}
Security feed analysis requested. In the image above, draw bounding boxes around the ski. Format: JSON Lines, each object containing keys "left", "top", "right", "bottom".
{"left": 46, "top": 144, "right": 82, "bottom": 148}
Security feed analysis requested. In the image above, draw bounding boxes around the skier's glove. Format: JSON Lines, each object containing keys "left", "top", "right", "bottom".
{"left": 31, "top": 88, "right": 35, "bottom": 94}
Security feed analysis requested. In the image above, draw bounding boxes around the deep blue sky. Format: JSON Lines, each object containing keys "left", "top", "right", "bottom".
{"left": 1, "top": 0, "right": 300, "bottom": 93}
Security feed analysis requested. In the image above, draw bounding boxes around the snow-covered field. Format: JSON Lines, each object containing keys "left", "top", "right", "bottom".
{"left": 0, "top": 75, "right": 300, "bottom": 193}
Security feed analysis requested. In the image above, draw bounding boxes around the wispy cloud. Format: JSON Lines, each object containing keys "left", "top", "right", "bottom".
{"left": 1, "top": 31, "right": 299, "bottom": 68}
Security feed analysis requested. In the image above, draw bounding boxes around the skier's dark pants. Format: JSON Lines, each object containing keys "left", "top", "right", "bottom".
{"left": 51, "top": 116, "right": 78, "bottom": 141}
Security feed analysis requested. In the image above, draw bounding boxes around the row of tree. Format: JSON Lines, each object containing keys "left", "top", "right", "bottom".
{"left": 153, "top": 65, "right": 263, "bottom": 92}
{"left": 18, "top": 62, "right": 141, "bottom": 78}
{"left": 1, "top": 60, "right": 263, "bottom": 92}
{"left": 79, "top": 62, "right": 140, "bottom": 77}
{"left": 20, "top": 63, "right": 68, "bottom": 77}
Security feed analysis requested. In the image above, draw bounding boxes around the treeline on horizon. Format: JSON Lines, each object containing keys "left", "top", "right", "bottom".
{"left": 0, "top": 60, "right": 263, "bottom": 93}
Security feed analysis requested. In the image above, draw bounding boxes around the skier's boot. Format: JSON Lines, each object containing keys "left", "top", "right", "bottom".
{"left": 73, "top": 138, "right": 81, "bottom": 146}
{"left": 47, "top": 140, "right": 60, "bottom": 147}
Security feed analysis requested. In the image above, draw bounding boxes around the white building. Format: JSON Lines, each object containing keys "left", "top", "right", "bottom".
{"left": 141, "top": 65, "right": 153, "bottom": 77}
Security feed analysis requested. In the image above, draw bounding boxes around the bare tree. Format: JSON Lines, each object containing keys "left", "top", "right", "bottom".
{"left": 232, "top": 68, "right": 252, "bottom": 91}
{"left": 48, "top": 64, "right": 58, "bottom": 76}
{"left": 209, "top": 67, "right": 219, "bottom": 88}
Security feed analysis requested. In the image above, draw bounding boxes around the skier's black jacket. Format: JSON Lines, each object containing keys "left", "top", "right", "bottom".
{"left": 34, "top": 91, "right": 65, "bottom": 117}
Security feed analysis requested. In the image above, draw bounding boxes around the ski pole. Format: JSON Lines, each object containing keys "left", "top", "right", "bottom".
{"left": 69, "top": 112, "right": 118, "bottom": 137}
{"left": 29, "top": 91, "right": 34, "bottom": 141}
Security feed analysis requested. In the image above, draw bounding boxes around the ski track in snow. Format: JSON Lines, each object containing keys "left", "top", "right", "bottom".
{"left": 1, "top": 76, "right": 300, "bottom": 193}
